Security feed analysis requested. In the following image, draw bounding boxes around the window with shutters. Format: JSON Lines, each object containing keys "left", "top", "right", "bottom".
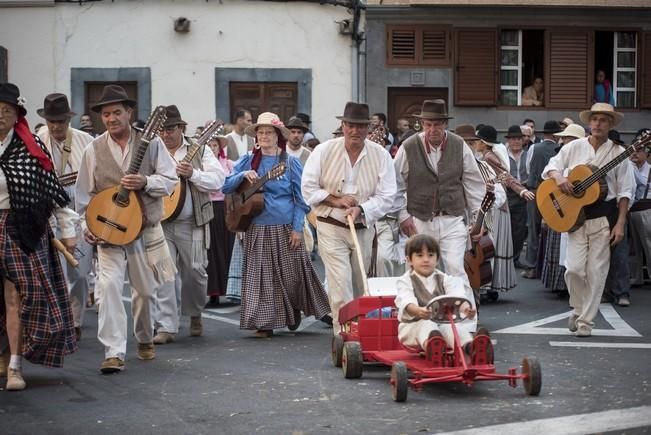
{"left": 499, "top": 29, "right": 545, "bottom": 106}
{"left": 386, "top": 24, "right": 450, "bottom": 67}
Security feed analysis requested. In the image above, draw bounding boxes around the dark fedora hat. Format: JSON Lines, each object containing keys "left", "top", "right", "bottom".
{"left": 37, "top": 93, "right": 76, "bottom": 121}
{"left": 91, "top": 84, "right": 137, "bottom": 113}
{"left": 454, "top": 124, "right": 478, "bottom": 141}
{"left": 336, "top": 102, "right": 371, "bottom": 124}
{"left": 162, "top": 105, "right": 187, "bottom": 128}
{"left": 0, "top": 82, "right": 27, "bottom": 116}
{"left": 296, "top": 112, "right": 312, "bottom": 125}
{"left": 413, "top": 99, "right": 453, "bottom": 120}
{"left": 476, "top": 125, "right": 498, "bottom": 145}
{"left": 286, "top": 116, "right": 309, "bottom": 132}
{"left": 505, "top": 124, "right": 524, "bottom": 138}
{"left": 540, "top": 120, "right": 563, "bottom": 134}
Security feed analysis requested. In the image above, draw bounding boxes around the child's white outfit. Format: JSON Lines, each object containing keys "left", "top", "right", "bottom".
{"left": 395, "top": 269, "right": 474, "bottom": 350}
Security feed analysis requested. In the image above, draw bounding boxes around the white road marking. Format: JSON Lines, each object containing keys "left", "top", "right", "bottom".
{"left": 492, "top": 304, "right": 642, "bottom": 337}
{"left": 438, "top": 405, "right": 651, "bottom": 435}
{"left": 549, "top": 341, "right": 651, "bottom": 349}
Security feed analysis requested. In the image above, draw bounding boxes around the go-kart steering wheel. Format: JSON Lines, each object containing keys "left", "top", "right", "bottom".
{"left": 427, "top": 295, "right": 473, "bottom": 323}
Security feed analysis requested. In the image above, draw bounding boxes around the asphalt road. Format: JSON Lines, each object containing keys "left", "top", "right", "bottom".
{"left": 1, "top": 267, "right": 650, "bottom": 435}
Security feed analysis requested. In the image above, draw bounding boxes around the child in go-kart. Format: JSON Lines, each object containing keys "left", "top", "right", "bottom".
{"left": 395, "top": 234, "right": 485, "bottom": 360}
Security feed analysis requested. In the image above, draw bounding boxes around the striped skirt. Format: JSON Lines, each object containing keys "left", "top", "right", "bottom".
{"left": 486, "top": 206, "right": 517, "bottom": 292}
{"left": 206, "top": 201, "right": 235, "bottom": 296}
{"left": 0, "top": 210, "right": 76, "bottom": 367}
{"left": 225, "top": 235, "right": 244, "bottom": 301}
{"left": 541, "top": 226, "right": 567, "bottom": 291}
{"left": 241, "top": 224, "right": 330, "bottom": 331}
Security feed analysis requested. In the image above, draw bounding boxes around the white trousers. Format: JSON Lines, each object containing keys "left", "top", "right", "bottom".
{"left": 629, "top": 209, "right": 651, "bottom": 285}
{"left": 375, "top": 218, "right": 405, "bottom": 278}
{"left": 57, "top": 228, "right": 93, "bottom": 328}
{"left": 398, "top": 319, "right": 473, "bottom": 350}
{"left": 153, "top": 220, "right": 208, "bottom": 333}
{"left": 96, "top": 239, "right": 157, "bottom": 359}
{"left": 317, "top": 222, "right": 374, "bottom": 334}
{"left": 565, "top": 217, "right": 611, "bottom": 329}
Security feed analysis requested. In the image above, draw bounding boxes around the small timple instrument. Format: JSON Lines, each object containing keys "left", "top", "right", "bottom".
{"left": 162, "top": 120, "right": 224, "bottom": 222}
{"left": 464, "top": 188, "right": 496, "bottom": 290}
{"left": 85, "top": 106, "right": 167, "bottom": 245}
{"left": 224, "top": 162, "right": 286, "bottom": 232}
{"left": 537, "top": 132, "right": 651, "bottom": 232}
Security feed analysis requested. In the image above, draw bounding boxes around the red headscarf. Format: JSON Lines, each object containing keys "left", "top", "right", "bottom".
{"left": 14, "top": 115, "right": 53, "bottom": 172}
{"left": 250, "top": 126, "right": 287, "bottom": 171}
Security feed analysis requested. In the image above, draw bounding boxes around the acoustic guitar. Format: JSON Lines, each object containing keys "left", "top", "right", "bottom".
{"left": 162, "top": 120, "right": 224, "bottom": 222}
{"left": 537, "top": 132, "right": 650, "bottom": 233}
{"left": 224, "top": 161, "right": 286, "bottom": 232}
{"left": 85, "top": 106, "right": 167, "bottom": 245}
{"left": 464, "top": 187, "right": 496, "bottom": 290}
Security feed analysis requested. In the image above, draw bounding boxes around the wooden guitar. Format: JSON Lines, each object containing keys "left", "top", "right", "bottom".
{"left": 162, "top": 120, "right": 224, "bottom": 222}
{"left": 85, "top": 106, "right": 167, "bottom": 245}
{"left": 464, "top": 188, "right": 496, "bottom": 290}
{"left": 224, "top": 161, "right": 287, "bottom": 232}
{"left": 537, "top": 132, "right": 651, "bottom": 233}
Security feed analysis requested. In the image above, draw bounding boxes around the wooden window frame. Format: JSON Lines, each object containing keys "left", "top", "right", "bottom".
{"left": 386, "top": 24, "right": 451, "bottom": 67}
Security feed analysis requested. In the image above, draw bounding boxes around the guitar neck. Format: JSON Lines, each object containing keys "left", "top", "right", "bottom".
{"left": 576, "top": 145, "right": 636, "bottom": 193}
{"left": 471, "top": 210, "right": 486, "bottom": 236}
{"left": 242, "top": 172, "right": 274, "bottom": 202}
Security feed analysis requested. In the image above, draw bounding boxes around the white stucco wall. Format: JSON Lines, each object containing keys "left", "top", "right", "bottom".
{"left": 0, "top": 0, "right": 353, "bottom": 139}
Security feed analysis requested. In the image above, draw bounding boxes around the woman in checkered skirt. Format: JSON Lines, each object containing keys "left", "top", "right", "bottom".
{"left": 0, "top": 83, "right": 77, "bottom": 391}
{"left": 222, "top": 113, "right": 331, "bottom": 338}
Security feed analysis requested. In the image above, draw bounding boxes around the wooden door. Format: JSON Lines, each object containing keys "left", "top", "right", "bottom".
{"left": 387, "top": 87, "right": 448, "bottom": 134}
{"left": 85, "top": 82, "right": 138, "bottom": 134}
{"left": 229, "top": 82, "right": 298, "bottom": 124}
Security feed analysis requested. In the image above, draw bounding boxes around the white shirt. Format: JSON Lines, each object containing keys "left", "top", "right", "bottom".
{"left": 0, "top": 129, "right": 78, "bottom": 238}
{"left": 168, "top": 137, "right": 225, "bottom": 221}
{"left": 38, "top": 127, "right": 93, "bottom": 175}
{"left": 633, "top": 161, "right": 651, "bottom": 200}
{"left": 491, "top": 142, "right": 511, "bottom": 172}
{"left": 301, "top": 138, "right": 397, "bottom": 225}
{"left": 394, "top": 132, "right": 486, "bottom": 223}
{"left": 75, "top": 128, "right": 178, "bottom": 231}
{"left": 227, "top": 131, "right": 251, "bottom": 158}
{"left": 542, "top": 137, "right": 634, "bottom": 203}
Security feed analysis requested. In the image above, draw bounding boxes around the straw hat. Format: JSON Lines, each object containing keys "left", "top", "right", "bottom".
{"left": 557, "top": 123, "right": 586, "bottom": 140}
{"left": 244, "top": 112, "right": 290, "bottom": 139}
{"left": 579, "top": 103, "right": 623, "bottom": 127}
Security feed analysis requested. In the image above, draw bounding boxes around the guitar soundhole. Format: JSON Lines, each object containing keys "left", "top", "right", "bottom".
{"left": 112, "top": 192, "right": 130, "bottom": 208}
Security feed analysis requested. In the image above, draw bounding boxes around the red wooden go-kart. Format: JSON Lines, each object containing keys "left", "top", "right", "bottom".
{"left": 331, "top": 294, "right": 542, "bottom": 402}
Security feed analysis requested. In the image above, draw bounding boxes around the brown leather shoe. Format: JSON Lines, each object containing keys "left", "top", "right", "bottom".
{"left": 6, "top": 368, "right": 26, "bottom": 391}
{"left": 153, "top": 332, "right": 175, "bottom": 345}
{"left": 190, "top": 316, "right": 203, "bottom": 337}
{"left": 137, "top": 343, "right": 155, "bottom": 360}
{"left": 0, "top": 350, "right": 9, "bottom": 378}
{"left": 100, "top": 357, "right": 125, "bottom": 374}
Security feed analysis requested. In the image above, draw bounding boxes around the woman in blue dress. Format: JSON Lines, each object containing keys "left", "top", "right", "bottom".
{"left": 222, "top": 112, "right": 330, "bottom": 338}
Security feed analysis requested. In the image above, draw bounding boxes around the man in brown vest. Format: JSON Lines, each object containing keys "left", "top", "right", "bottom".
{"left": 152, "top": 105, "right": 224, "bottom": 344}
{"left": 75, "top": 85, "right": 178, "bottom": 373}
{"left": 394, "top": 99, "right": 485, "bottom": 302}
{"left": 301, "top": 102, "right": 397, "bottom": 333}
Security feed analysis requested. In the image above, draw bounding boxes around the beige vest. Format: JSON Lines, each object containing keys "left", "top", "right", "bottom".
{"left": 92, "top": 131, "right": 163, "bottom": 225}
{"left": 411, "top": 272, "right": 446, "bottom": 307}
{"left": 402, "top": 132, "right": 465, "bottom": 220}
{"left": 312, "top": 138, "right": 383, "bottom": 218}
{"left": 183, "top": 138, "right": 215, "bottom": 227}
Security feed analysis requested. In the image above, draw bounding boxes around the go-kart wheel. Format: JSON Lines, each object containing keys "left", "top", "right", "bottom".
{"left": 522, "top": 357, "right": 542, "bottom": 396}
{"left": 391, "top": 362, "right": 409, "bottom": 402}
{"left": 342, "top": 341, "right": 363, "bottom": 379}
{"left": 331, "top": 335, "right": 344, "bottom": 368}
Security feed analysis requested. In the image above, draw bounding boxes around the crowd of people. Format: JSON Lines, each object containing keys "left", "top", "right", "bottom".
{"left": 0, "top": 81, "right": 649, "bottom": 392}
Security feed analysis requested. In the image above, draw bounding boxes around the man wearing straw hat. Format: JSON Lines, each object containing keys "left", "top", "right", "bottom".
{"left": 301, "top": 102, "right": 396, "bottom": 333}
{"left": 394, "top": 100, "right": 485, "bottom": 293}
{"left": 542, "top": 103, "right": 634, "bottom": 337}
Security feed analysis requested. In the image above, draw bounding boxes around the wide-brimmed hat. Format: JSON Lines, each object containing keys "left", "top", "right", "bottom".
{"left": 557, "top": 123, "right": 586, "bottom": 140}
{"left": 296, "top": 113, "right": 312, "bottom": 125}
{"left": 286, "top": 116, "right": 309, "bottom": 132}
{"left": 0, "top": 83, "right": 27, "bottom": 117}
{"left": 579, "top": 103, "right": 623, "bottom": 127}
{"left": 162, "top": 105, "right": 187, "bottom": 128}
{"left": 37, "top": 93, "right": 76, "bottom": 121}
{"left": 332, "top": 125, "right": 343, "bottom": 136}
{"left": 505, "top": 125, "right": 524, "bottom": 138}
{"left": 476, "top": 125, "right": 498, "bottom": 145}
{"left": 91, "top": 84, "right": 137, "bottom": 113}
{"left": 412, "top": 99, "right": 453, "bottom": 120}
{"left": 608, "top": 130, "right": 624, "bottom": 145}
{"left": 540, "top": 120, "right": 563, "bottom": 134}
{"left": 454, "top": 124, "right": 478, "bottom": 141}
{"left": 336, "top": 102, "right": 372, "bottom": 124}
{"left": 245, "top": 112, "right": 290, "bottom": 139}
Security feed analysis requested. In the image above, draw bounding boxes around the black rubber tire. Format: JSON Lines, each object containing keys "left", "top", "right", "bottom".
{"left": 522, "top": 357, "right": 542, "bottom": 396}
{"left": 391, "top": 362, "right": 409, "bottom": 402}
{"left": 342, "top": 341, "right": 363, "bottom": 379}
{"left": 331, "top": 335, "right": 344, "bottom": 368}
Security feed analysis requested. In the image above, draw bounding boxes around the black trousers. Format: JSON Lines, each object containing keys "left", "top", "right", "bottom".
{"left": 509, "top": 196, "right": 528, "bottom": 262}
